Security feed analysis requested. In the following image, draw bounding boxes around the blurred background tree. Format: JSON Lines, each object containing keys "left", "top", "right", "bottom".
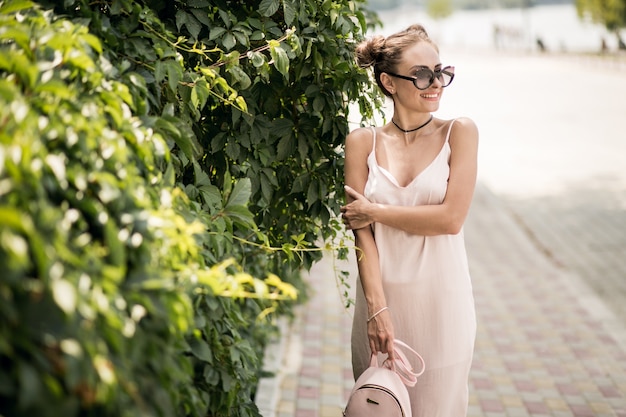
{"left": 576, "top": 0, "right": 626, "bottom": 47}
{"left": 427, "top": 0, "right": 455, "bottom": 20}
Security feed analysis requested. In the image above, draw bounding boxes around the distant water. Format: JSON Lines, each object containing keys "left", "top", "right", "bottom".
{"left": 374, "top": 3, "right": 614, "bottom": 53}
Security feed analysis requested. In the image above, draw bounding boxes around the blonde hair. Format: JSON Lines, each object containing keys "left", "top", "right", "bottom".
{"left": 355, "top": 24, "right": 438, "bottom": 97}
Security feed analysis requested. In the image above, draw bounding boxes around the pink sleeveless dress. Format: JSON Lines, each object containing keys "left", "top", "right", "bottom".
{"left": 351, "top": 121, "right": 476, "bottom": 417}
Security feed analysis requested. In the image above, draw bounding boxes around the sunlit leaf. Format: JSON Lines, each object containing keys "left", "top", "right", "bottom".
{"left": 270, "top": 44, "right": 289, "bottom": 79}
{"left": 52, "top": 279, "right": 77, "bottom": 314}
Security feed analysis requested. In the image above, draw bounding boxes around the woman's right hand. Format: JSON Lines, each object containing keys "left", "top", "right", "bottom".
{"left": 341, "top": 185, "right": 376, "bottom": 230}
{"left": 367, "top": 308, "right": 395, "bottom": 361}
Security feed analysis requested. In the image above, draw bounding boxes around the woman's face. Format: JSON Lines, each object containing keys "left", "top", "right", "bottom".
{"left": 391, "top": 42, "right": 444, "bottom": 112}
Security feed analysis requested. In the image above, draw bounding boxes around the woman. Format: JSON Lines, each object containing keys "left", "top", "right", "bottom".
{"left": 341, "top": 24, "right": 478, "bottom": 416}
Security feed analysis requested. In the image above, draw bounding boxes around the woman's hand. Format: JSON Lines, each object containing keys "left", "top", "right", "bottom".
{"left": 368, "top": 308, "right": 395, "bottom": 361}
{"left": 341, "top": 185, "right": 376, "bottom": 230}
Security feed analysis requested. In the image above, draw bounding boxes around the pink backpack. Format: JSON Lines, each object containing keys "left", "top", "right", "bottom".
{"left": 344, "top": 340, "right": 425, "bottom": 417}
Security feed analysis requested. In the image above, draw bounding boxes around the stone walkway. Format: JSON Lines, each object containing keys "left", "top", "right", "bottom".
{"left": 256, "top": 183, "right": 626, "bottom": 417}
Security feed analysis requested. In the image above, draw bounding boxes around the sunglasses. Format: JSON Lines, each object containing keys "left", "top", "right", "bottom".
{"left": 386, "top": 66, "right": 455, "bottom": 90}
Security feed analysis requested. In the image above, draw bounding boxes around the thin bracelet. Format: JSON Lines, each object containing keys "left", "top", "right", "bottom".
{"left": 367, "top": 306, "right": 389, "bottom": 323}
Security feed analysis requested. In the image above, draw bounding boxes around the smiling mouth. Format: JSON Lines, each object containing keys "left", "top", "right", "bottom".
{"left": 421, "top": 93, "right": 438, "bottom": 98}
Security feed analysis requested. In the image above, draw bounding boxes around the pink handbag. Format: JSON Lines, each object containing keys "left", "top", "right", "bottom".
{"left": 344, "top": 340, "right": 425, "bottom": 417}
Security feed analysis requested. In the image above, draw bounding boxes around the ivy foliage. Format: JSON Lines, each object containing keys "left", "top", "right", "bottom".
{"left": 0, "top": 2, "right": 296, "bottom": 417}
{"left": 0, "top": 0, "right": 382, "bottom": 416}
{"left": 40, "top": 0, "right": 382, "bottom": 279}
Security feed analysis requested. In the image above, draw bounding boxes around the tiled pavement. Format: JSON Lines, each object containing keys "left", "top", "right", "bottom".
{"left": 462, "top": 185, "right": 626, "bottom": 417}
{"left": 256, "top": 183, "right": 626, "bottom": 417}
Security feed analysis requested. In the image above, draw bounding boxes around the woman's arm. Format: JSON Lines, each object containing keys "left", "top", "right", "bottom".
{"left": 342, "top": 118, "right": 478, "bottom": 236}
{"left": 344, "top": 128, "right": 395, "bottom": 358}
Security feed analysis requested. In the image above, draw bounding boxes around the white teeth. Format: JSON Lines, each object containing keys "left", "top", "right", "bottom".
{"left": 422, "top": 94, "right": 438, "bottom": 98}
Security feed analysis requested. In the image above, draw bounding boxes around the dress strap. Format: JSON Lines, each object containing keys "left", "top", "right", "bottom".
{"left": 444, "top": 119, "right": 456, "bottom": 143}
{"left": 369, "top": 126, "right": 377, "bottom": 152}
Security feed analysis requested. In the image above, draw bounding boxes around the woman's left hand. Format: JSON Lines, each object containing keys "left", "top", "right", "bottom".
{"left": 341, "top": 185, "right": 375, "bottom": 230}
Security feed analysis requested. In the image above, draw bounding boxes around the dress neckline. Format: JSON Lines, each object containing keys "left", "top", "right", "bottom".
{"left": 369, "top": 120, "right": 456, "bottom": 188}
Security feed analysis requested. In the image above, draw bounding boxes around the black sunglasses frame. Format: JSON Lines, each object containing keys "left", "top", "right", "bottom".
{"left": 386, "top": 66, "right": 455, "bottom": 90}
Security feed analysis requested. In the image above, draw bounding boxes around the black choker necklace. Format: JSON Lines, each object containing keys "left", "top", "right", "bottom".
{"left": 392, "top": 115, "right": 433, "bottom": 133}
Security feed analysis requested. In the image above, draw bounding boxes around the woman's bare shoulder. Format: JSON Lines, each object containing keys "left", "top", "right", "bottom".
{"left": 345, "top": 126, "right": 375, "bottom": 150}
{"left": 346, "top": 126, "right": 375, "bottom": 140}
{"left": 451, "top": 117, "right": 478, "bottom": 135}
{"left": 447, "top": 117, "right": 479, "bottom": 145}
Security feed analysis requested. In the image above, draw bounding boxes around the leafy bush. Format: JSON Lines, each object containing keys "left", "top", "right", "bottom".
{"left": 39, "top": 0, "right": 381, "bottom": 279}
{"left": 0, "top": 2, "right": 295, "bottom": 416}
{"left": 1, "top": 0, "right": 381, "bottom": 415}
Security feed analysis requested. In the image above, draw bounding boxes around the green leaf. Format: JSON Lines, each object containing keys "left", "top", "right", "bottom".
{"left": 199, "top": 184, "right": 222, "bottom": 208}
{"left": 0, "top": 27, "right": 30, "bottom": 51}
{"left": 271, "top": 118, "right": 294, "bottom": 138}
{"left": 269, "top": 45, "right": 289, "bottom": 79}
{"left": 234, "top": 95, "right": 247, "bottom": 113}
{"left": 209, "top": 27, "right": 227, "bottom": 41}
{"left": 258, "top": 0, "right": 280, "bottom": 16}
{"left": 0, "top": 0, "right": 34, "bottom": 13}
{"left": 191, "top": 78, "right": 210, "bottom": 109}
{"left": 175, "top": 10, "right": 187, "bottom": 31}
{"left": 217, "top": 9, "right": 232, "bottom": 28}
{"left": 227, "top": 65, "right": 251, "bottom": 89}
{"left": 34, "top": 80, "right": 72, "bottom": 100}
{"left": 291, "top": 173, "right": 309, "bottom": 193}
{"left": 6, "top": 52, "right": 37, "bottom": 89}
{"left": 0, "top": 207, "right": 24, "bottom": 229}
{"left": 232, "top": 27, "right": 249, "bottom": 47}
{"left": 247, "top": 51, "right": 265, "bottom": 68}
{"left": 80, "top": 33, "right": 103, "bottom": 54}
{"left": 222, "top": 33, "right": 236, "bottom": 50}
{"left": 187, "top": 0, "right": 211, "bottom": 7}
{"left": 307, "top": 180, "right": 318, "bottom": 207}
{"left": 193, "top": 161, "right": 211, "bottom": 186}
{"left": 298, "top": 135, "right": 309, "bottom": 160}
{"left": 224, "top": 170, "right": 233, "bottom": 196}
{"left": 155, "top": 117, "right": 181, "bottom": 142}
{"left": 154, "top": 60, "right": 166, "bottom": 83}
{"left": 283, "top": 0, "right": 297, "bottom": 25}
{"left": 223, "top": 205, "right": 255, "bottom": 229}
{"left": 165, "top": 60, "right": 183, "bottom": 93}
{"left": 189, "top": 337, "right": 213, "bottom": 363}
{"left": 225, "top": 178, "right": 251, "bottom": 208}
{"left": 313, "top": 94, "right": 324, "bottom": 112}
{"left": 224, "top": 140, "right": 240, "bottom": 160}
{"left": 260, "top": 171, "right": 274, "bottom": 203}
{"left": 276, "top": 136, "right": 293, "bottom": 161}
{"left": 190, "top": 7, "right": 212, "bottom": 26}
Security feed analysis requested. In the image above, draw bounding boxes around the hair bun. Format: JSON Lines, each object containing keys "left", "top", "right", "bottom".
{"left": 355, "top": 35, "right": 385, "bottom": 69}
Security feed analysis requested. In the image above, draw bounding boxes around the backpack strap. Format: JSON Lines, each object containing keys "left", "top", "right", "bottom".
{"left": 372, "top": 339, "right": 426, "bottom": 387}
